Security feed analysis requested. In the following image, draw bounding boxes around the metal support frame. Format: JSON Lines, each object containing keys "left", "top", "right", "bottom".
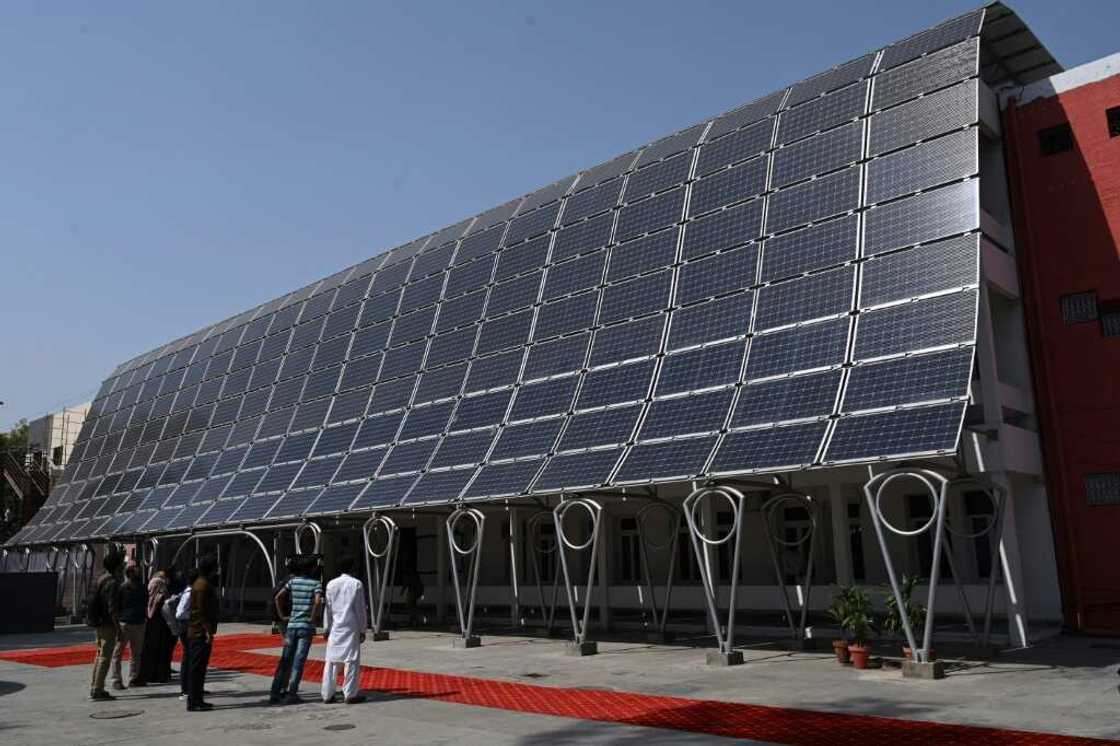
{"left": 72, "top": 544, "right": 95, "bottom": 617}
{"left": 760, "top": 493, "right": 819, "bottom": 642}
{"left": 362, "top": 513, "right": 400, "bottom": 641}
{"left": 684, "top": 484, "right": 747, "bottom": 665}
{"left": 635, "top": 501, "right": 682, "bottom": 638}
{"left": 944, "top": 478, "right": 1010, "bottom": 649}
{"left": 445, "top": 507, "right": 485, "bottom": 648}
{"left": 553, "top": 497, "right": 603, "bottom": 655}
{"left": 526, "top": 509, "right": 561, "bottom": 634}
{"left": 169, "top": 529, "right": 276, "bottom": 590}
{"left": 293, "top": 522, "right": 322, "bottom": 555}
{"left": 139, "top": 538, "right": 160, "bottom": 582}
{"left": 865, "top": 469, "right": 1015, "bottom": 663}
{"left": 864, "top": 468, "right": 950, "bottom": 664}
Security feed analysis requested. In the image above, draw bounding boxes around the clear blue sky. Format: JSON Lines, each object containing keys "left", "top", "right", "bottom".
{"left": 2, "top": 0, "right": 1116, "bottom": 428}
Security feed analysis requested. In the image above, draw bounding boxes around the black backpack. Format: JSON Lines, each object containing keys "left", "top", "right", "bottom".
{"left": 82, "top": 576, "right": 108, "bottom": 628}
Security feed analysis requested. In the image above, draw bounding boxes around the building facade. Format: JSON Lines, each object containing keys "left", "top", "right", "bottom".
{"left": 1002, "top": 55, "right": 1120, "bottom": 633}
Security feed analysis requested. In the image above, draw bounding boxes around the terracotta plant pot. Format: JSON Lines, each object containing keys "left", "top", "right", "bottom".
{"left": 832, "top": 639, "right": 850, "bottom": 664}
{"left": 902, "top": 647, "right": 936, "bottom": 661}
{"left": 849, "top": 644, "right": 871, "bottom": 670}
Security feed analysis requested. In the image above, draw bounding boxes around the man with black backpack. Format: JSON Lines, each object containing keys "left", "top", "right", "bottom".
{"left": 87, "top": 550, "right": 124, "bottom": 701}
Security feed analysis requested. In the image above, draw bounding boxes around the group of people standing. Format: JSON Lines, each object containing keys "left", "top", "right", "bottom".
{"left": 86, "top": 550, "right": 368, "bottom": 711}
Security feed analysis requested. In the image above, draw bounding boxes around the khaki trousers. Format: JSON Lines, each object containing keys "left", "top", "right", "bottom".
{"left": 111, "top": 622, "right": 146, "bottom": 686}
{"left": 90, "top": 625, "right": 118, "bottom": 694}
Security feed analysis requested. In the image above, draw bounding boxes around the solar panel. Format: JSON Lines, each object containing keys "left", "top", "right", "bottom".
{"left": 20, "top": 8, "right": 1009, "bottom": 548}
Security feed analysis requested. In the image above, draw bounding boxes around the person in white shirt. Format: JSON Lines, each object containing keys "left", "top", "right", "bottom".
{"left": 321, "top": 557, "right": 367, "bottom": 704}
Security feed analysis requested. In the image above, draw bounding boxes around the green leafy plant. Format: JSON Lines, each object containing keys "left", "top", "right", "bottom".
{"left": 881, "top": 574, "right": 926, "bottom": 639}
{"left": 828, "top": 585, "right": 875, "bottom": 646}
{"left": 827, "top": 586, "right": 856, "bottom": 633}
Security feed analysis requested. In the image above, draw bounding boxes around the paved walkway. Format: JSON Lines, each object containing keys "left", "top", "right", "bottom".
{"left": 1, "top": 624, "right": 1117, "bottom": 744}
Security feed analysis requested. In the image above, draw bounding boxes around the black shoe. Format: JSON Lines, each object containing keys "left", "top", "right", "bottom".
{"left": 285, "top": 693, "right": 303, "bottom": 705}
{"left": 322, "top": 693, "right": 339, "bottom": 704}
{"left": 268, "top": 696, "right": 282, "bottom": 705}
{"left": 89, "top": 690, "right": 116, "bottom": 701}
{"left": 344, "top": 695, "right": 367, "bottom": 705}
{"left": 187, "top": 702, "right": 214, "bottom": 712}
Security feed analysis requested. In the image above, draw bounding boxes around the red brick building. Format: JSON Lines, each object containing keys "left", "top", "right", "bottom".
{"left": 1003, "top": 55, "right": 1120, "bottom": 632}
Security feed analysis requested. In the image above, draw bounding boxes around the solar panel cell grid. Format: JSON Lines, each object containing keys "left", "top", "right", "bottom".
{"left": 18, "top": 9, "right": 999, "bottom": 546}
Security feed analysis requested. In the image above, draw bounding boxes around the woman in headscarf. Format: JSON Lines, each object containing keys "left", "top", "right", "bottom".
{"left": 139, "top": 567, "right": 175, "bottom": 684}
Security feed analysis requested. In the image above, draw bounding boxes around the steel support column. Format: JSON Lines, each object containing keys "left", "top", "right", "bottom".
{"left": 863, "top": 468, "right": 949, "bottom": 667}
{"left": 635, "top": 501, "right": 682, "bottom": 640}
{"left": 446, "top": 507, "right": 485, "bottom": 648}
{"left": 526, "top": 510, "right": 561, "bottom": 635}
{"left": 760, "top": 493, "right": 819, "bottom": 643}
{"left": 553, "top": 497, "right": 603, "bottom": 656}
{"left": 362, "top": 513, "right": 400, "bottom": 641}
{"left": 684, "top": 484, "right": 746, "bottom": 666}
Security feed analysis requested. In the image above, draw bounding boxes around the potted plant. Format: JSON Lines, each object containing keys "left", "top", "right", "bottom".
{"left": 826, "top": 586, "right": 855, "bottom": 664}
{"left": 840, "top": 587, "right": 875, "bottom": 670}
{"left": 882, "top": 574, "right": 931, "bottom": 660}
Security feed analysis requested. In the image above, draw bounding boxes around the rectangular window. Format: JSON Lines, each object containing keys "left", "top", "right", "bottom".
{"left": 1061, "top": 291, "right": 1099, "bottom": 325}
{"left": 1084, "top": 473, "right": 1120, "bottom": 506}
{"left": 1101, "top": 311, "right": 1120, "bottom": 338}
{"left": 617, "top": 517, "right": 641, "bottom": 583}
{"left": 1038, "top": 122, "right": 1074, "bottom": 156}
{"left": 1108, "top": 106, "right": 1120, "bottom": 138}
{"left": 847, "top": 502, "right": 866, "bottom": 582}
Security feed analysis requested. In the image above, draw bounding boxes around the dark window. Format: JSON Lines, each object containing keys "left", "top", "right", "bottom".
{"left": 618, "top": 517, "right": 641, "bottom": 583}
{"left": 1084, "top": 473, "right": 1120, "bottom": 506}
{"left": 1101, "top": 311, "right": 1120, "bottom": 338}
{"left": 1060, "top": 291, "right": 1098, "bottom": 325}
{"left": 1108, "top": 106, "right": 1120, "bottom": 138}
{"left": 1038, "top": 122, "right": 1074, "bottom": 156}
{"left": 964, "top": 490, "right": 995, "bottom": 579}
{"left": 847, "top": 502, "right": 866, "bottom": 582}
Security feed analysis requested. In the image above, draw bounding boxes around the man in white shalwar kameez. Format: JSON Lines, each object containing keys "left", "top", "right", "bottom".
{"left": 321, "top": 558, "right": 367, "bottom": 704}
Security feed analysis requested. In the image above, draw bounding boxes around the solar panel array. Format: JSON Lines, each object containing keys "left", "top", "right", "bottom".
{"left": 10, "top": 7, "right": 989, "bottom": 547}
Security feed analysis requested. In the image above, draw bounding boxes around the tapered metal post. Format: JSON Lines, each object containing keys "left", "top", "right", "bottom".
{"left": 527, "top": 510, "right": 561, "bottom": 634}
{"left": 683, "top": 484, "right": 746, "bottom": 666}
{"left": 761, "top": 493, "right": 818, "bottom": 642}
{"left": 553, "top": 497, "right": 603, "bottom": 656}
{"left": 362, "top": 513, "right": 400, "bottom": 641}
{"left": 863, "top": 469, "right": 950, "bottom": 673}
{"left": 635, "top": 501, "right": 682, "bottom": 639}
{"left": 446, "top": 507, "right": 485, "bottom": 648}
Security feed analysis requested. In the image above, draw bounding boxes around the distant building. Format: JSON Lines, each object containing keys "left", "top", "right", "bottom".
{"left": 26, "top": 403, "right": 91, "bottom": 472}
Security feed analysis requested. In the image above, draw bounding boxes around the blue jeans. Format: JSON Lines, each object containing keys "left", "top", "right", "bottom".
{"left": 270, "top": 627, "right": 314, "bottom": 698}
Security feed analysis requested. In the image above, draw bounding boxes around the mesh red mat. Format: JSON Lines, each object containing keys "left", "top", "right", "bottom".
{"left": 2, "top": 633, "right": 1111, "bottom": 745}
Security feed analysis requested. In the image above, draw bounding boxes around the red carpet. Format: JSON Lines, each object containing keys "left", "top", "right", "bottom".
{"left": 2, "top": 633, "right": 1112, "bottom": 745}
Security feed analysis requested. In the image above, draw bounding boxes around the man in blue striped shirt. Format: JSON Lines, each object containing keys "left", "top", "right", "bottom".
{"left": 269, "top": 556, "right": 323, "bottom": 705}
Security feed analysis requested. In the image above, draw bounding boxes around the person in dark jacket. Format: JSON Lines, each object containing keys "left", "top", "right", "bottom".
{"left": 186, "top": 555, "right": 219, "bottom": 712}
{"left": 176, "top": 568, "right": 198, "bottom": 700}
{"left": 88, "top": 551, "right": 123, "bottom": 701}
{"left": 110, "top": 563, "right": 148, "bottom": 689}
{"left": 139, "top": 567, "right": 175, "bottom": 684}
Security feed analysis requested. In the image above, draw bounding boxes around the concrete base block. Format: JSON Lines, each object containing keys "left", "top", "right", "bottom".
{"left": 902, "top": 659, "right": 946, "bottom": 679}
{"left": 370, "top": 631, "right": 390, "bottom": 642}
{"left": 453, "top": 635, "right": 481, "bottom": 649}
{"left": 565, "top": 641, "right": 598, "bottom": 656}
{"left": 706, "top": 650, "right": 744, "bottom": 667}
